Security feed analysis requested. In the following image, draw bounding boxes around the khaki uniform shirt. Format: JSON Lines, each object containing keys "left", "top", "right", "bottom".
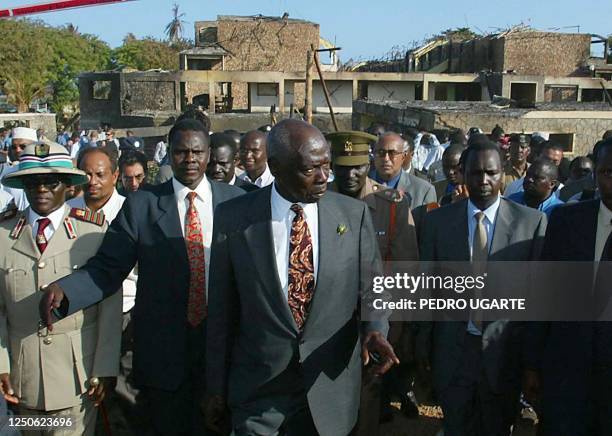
{"left": 0, "top": 205, "right": 122, "bottom": 411}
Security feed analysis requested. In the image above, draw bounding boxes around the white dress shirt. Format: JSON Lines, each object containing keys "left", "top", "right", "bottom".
{"left": 228, "top": 175, "right": 237, "bottom": 185}
{"left": 0, "top": 189, "right": 13, "bottom": 213}
{"left": 270, "top": 183, "right": 319, "bottom": 299}
{"left": 467, "top": 196, "right": 501, "bottom": 259}
{"left": 239, "top": 164, "right": 275, "bottom": 188}
{"left": 595, "top": 201, "right": 612, "bottom": 261}
{"left": 28, "top": 205, "right": 67, "bottom": 242}
{"left": 173, "top": 177, "right": 214, "bottom": 295}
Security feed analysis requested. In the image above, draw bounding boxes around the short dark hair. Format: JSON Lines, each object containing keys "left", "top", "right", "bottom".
{"left": 531, "top": 157, "right": 559, "bottom": 181}
{"left": 118, "top": 150, "right": 148, "bottom": 176}
{"left": 168, "top": 119, "right": 210, "bottom": 148}
{"left": 541, "top": 141, "right": 564, "bottom": 153}
{"left": 594, "top": 137, "right": 612, "bottom": 166}
{"left": 449, "top": 129, "right": 467, "bottom": 145}
{"left": 460, "top": 141, "right": 502, "bottom": 169}
{"left": 176, "top": 105, "right": 211, "bottom": 132}
{"left": 77, "top": 145, "right": 118, "bottom": 173}
{"left": 210, "top": 133, "right": 238, "bottom": 155}
{"left": 444, "top": 143, "right": 467, "bottom": 159}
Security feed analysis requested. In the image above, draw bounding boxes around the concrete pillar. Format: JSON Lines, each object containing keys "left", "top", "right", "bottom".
{"left": 208, "top": 80, "right": 215, "bottom": 114}
{"left": 352, "top": 79, "right": 359, "bottom": 101}
{"left": 422, "top": 79, "right": 429, "bottom": 101}
{"left": 577, "top": 87, "right": 583, "bottom": 102}
{"left": 278, "top": 80, "right": 285, "bottom": 114}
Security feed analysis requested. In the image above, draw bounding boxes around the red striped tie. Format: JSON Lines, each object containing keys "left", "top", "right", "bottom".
{"left": 36, "top": 218, "right": 51, "bottom": 253}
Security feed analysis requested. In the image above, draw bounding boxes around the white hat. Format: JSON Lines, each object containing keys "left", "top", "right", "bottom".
{"left": 11, "top": 127, "right": 38, "bottom": 142}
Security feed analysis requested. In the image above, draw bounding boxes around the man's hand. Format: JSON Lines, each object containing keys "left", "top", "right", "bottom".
{"left": 39, "top": 283, "right": 65, "bottom": 331}
{"left": 522, "top": 369, "right": 540, "bottom": 405}
{"left": 361, "top": 331, "right": 400, "bottom": 377}
{"left": 0, "top": 373, "right": 18, "bottom": 404}
{"left": 202, "top": 394, "right": 228, "bottom": 433}
{"left": 87, "top": 377, "right": 114, "bottom": 407}
{"left": 452, "top": 185, "right": 469, "bottom": 203}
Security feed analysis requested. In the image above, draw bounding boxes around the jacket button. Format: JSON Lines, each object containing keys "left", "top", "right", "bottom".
{"left": 43, "top": 337, "right": 52, "bottom": 345}
{"left": 38, "top": 262, "right": 46, "bottom": 269}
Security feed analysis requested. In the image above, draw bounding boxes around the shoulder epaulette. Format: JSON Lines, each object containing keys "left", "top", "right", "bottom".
{"left": 9, "top": 215, "right": 26, "bottom": 239}
{"left": 69, "top": 208, "right": 105, "bottom": 227}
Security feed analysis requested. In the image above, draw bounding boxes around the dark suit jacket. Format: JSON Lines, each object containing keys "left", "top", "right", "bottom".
{"left": 206, "top": 187, "right": 384, "bottom": 436}
{"left": 537, "top": 200, "right": 601, "bottom": 435}
{"left": 56, "top": 179, "right": 244, "bottom": 391}
{"left": 418, "top": 198, "right": 547, "bottom": 393}
{"left": 233, "top": 177, "right": 259, "bottom": 192}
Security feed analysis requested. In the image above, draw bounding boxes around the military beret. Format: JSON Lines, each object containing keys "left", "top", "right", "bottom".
{"left": 325, "top": 131, "right": 377, "bottom": 166}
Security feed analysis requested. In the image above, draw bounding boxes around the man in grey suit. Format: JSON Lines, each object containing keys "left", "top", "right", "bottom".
{"left": 417, "top": 141, "right": 547, "bottom": 436}
{"left": 39, "top": 119, "right": 244, "bottom": 435}
{"left": 203, "top": 119, "right": 399, "bottom": 436}
{"left": 371, "top": 133, "right": 437, "bottom": 236}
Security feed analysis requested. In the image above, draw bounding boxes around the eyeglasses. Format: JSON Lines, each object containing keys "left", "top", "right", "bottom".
{"left": 23, "top": 177, "right": 65, "bottom": 190}
{"left": 375, "top": 149, "right": 404, "bottom": 159}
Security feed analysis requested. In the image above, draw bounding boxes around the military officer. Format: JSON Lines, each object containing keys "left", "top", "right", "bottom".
{"left": 0, "top": 141, "right": 122, "bottom": 435}
{"left": 327, "top": 131, "right": 419, "bottom": 434}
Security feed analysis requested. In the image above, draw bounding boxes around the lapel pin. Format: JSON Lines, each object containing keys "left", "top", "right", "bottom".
{"left": 337, "top": 224, "right": 347, "bottom": 235}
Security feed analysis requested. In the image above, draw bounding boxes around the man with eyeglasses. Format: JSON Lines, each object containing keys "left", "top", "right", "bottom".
{"left": 0, "top": 141, "right": 122, "bottom": 435}
{"left": 238, "top": 130, "right": 275, "bottom": 188}
{"left": 372, "top": 132, "right": 437, "bottom": 236}
{"left": 118, "top": 150, "right": 149, "bottom": 194}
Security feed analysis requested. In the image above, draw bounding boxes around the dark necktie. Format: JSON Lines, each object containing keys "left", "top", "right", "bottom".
{"left": 287, "top": 204, "right": 315, "bottom": 330}
{"left": 36, "top": 218, "right": 51, "bottom": 253}
{"left": 185, "top": 192, "right": 206, "bottom": 326}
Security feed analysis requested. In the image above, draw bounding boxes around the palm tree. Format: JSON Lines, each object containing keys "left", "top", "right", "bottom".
{"left": 165, "top": 4, "right": 186, "bottom": 43}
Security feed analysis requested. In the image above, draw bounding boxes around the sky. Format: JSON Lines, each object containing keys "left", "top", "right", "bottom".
{"left": 3, "top": 0, "right": 611, "bottom": 62}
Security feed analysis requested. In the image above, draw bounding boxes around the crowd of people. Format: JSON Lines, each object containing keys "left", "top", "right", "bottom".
{"left": 0, "top": 109, "right": 611, "bottom": 436}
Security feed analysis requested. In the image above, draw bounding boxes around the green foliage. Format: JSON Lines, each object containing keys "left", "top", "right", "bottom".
{"left": 110, "top": 37, "right": 180, "bottom": 71}
{"left": 0, "top": 19, "right": 111, "bottom": 115}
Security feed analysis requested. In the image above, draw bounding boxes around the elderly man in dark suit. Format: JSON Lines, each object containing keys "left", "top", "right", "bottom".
{"left": 533, "top": 137, "right": 612, "bottom": 436}
{"left": 39, "top": 119, "right": 244, "bottom": 435}
{"left": 417, "top": 141, "right": 547, "bottom": 436}
{"left": 203, "top": 119, "right": 398, "bottom": 436}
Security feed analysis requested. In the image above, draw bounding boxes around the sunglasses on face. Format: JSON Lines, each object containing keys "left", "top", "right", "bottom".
{"left": 23, "top": 177, "right": 66, "bottom": 190}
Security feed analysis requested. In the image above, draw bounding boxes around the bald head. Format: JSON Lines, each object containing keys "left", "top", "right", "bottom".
{"left": 267, "top": 119, "right": 327, "bottom": 163}
{"left": 374, "top": 132, "right": 407, "bottom": 181}
{"left": 268, "top": 119, "right": 330, "bottom": 203}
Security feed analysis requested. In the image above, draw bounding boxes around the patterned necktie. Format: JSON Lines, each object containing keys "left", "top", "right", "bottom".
{"left": 36, "top": 218, "right": 51, "bottom": 253}
{"left": 287, "top": 204, "right": 315, "bottom": 330}
{"left": 185, "top": 192, "right": 206, "bottom": 326}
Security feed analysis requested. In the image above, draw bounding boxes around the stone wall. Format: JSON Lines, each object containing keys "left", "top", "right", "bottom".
{"left": 0, "top": 113, "right": 57, "bottom": 138}
{"left": 502, "top": 32, "right": 590, "bottom": 76}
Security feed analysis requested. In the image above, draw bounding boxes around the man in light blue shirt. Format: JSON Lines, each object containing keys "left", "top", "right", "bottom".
{"left": 508, "top": 159, "right": 564, "bottom": 217}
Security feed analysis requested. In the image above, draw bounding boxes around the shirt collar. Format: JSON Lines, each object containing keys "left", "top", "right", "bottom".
{"left": 598, "top": 201, "right": 612, "bottom": 227}
{"left": 245, "top": 164, "right": 272, "bottom": 185}
{"left": 99, "top": 189, "right": 124, "bottom": 223}
{"left": 229, "top": 174, "right": 237, "bottom": 185}
{"left": 468, "top": 195, "right": 501, "bottom": 224}
{"left": 271, "top": 182, "right": 317, "bottom": 219}
{"left": 172, "top": 176, "right": 211, "bottom": 204}
{"left": 28, "top": 204, "right": 67, "bottom": 231}
{"left": 374, "top": 170, "right": 402, "bottom": 189}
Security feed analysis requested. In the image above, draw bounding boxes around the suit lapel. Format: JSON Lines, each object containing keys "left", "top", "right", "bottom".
{"left": 579, "top": 200, "right": 599, "bottom": 260}
{"left": 244, "top": 187, "right": 297, "bottom": 331}
{"left": 490, "top": 199, "right": 514, "bottom": 257}
{"left": 209, "top": 178, "right": 226, "bottom": 212}
{"left": 449, "top": 200, "right": 470, "bottom": 260}
{"left": 155, "top": 181, "right": 189, "bottom": 266}
{"left": 303, "top": 195, "right": 343, "bottom": 332}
